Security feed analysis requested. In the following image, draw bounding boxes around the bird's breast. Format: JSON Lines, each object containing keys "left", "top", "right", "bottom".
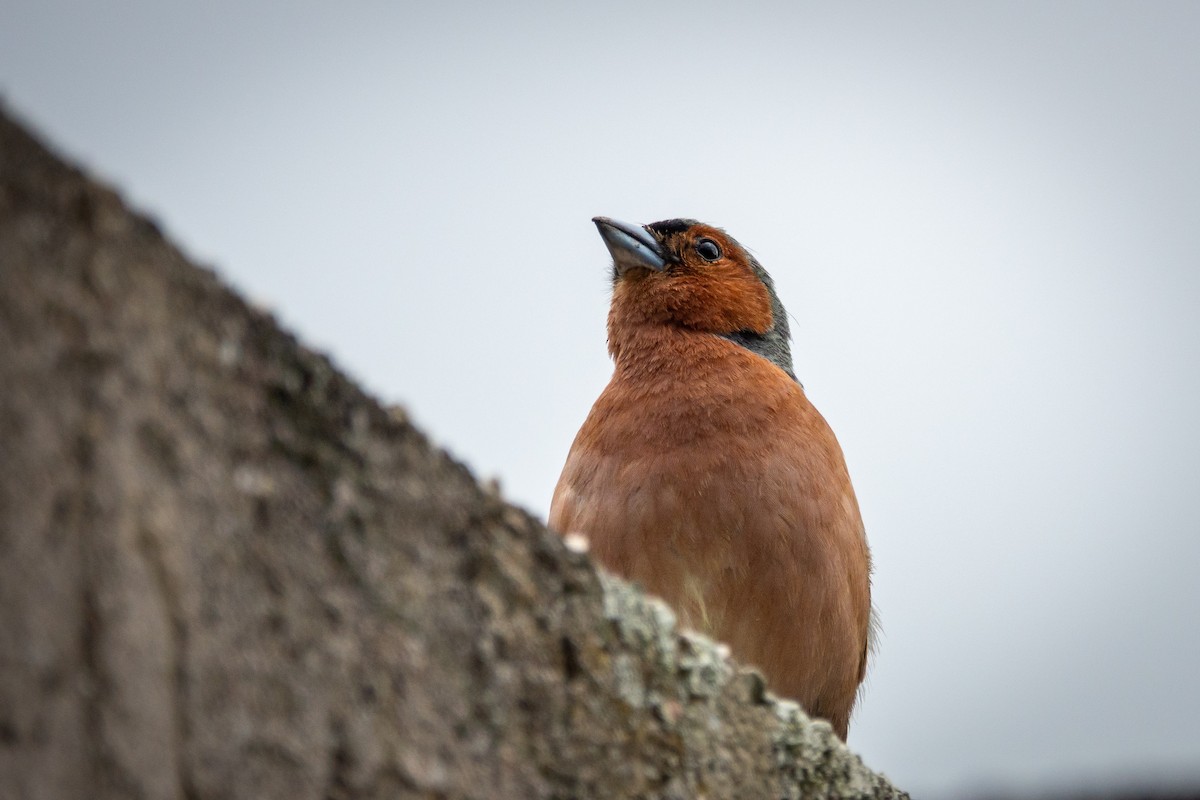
{"left": 550, "top": 331, "right": 862, "bottom": 619}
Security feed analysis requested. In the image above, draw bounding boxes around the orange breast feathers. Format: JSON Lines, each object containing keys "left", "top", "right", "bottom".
{"left": 549, "top": 217, "right": 873, "bottom": 740}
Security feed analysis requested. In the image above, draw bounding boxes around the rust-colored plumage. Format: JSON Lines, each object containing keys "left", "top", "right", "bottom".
{"left": 550, "top": 217, "right": 872, "bottom": 739}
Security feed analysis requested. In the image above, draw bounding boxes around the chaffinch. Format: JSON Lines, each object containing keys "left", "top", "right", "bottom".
{"left": 551, "top": 217, "right": 873, "bottom": 739}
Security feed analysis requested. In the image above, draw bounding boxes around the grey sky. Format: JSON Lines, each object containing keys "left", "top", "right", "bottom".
{"left": 3, "top": 2, "right": 1199, "bottom": 796}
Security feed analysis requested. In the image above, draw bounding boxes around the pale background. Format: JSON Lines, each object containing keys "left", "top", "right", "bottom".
{"left": 3, "top": 2, "right": 1198, "bottom": 797}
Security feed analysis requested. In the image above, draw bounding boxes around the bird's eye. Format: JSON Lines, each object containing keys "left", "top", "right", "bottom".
{"left": 696, "top": 239, "right": 722, "bottom": 261}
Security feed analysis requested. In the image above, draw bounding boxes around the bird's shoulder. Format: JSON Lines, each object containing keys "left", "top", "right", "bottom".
{"left": 595, "top": 330, "right": 819, "bottom": 443}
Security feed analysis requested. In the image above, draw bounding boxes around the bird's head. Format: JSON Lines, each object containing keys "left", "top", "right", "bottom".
{"left": 594, "top": 216, "right": 796, "bottom": 380}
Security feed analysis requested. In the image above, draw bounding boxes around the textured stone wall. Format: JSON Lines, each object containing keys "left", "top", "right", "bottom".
{"left": 0, "top": 106, "right": 907, "bottom": 800}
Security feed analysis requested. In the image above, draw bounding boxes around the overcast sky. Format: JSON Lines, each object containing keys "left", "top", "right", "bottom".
{"left": 4, "top": 2, "right": 1199, "bottom": 796}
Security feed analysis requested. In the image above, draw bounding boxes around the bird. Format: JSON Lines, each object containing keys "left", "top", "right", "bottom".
{"left": 550, "top": 216, "right": 873, "bottom": 740}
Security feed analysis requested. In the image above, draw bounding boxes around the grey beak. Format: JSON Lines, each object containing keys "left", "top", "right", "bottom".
{"left": 593, "top": 216, "right": 667, "bottom": 275}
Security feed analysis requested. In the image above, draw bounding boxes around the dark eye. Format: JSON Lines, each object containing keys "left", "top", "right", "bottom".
{"left": 696, "top": 238, "right": 722, "bottom": 261}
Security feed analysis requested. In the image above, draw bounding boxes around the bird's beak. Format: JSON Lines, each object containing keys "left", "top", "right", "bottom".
{"left": 593, "top": 216, "right": 667, "bottom": 275}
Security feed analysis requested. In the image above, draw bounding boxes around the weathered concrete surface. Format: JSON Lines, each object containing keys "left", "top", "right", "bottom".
{"left": 0, "top": 105, "right": 908, "bottom": 800}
